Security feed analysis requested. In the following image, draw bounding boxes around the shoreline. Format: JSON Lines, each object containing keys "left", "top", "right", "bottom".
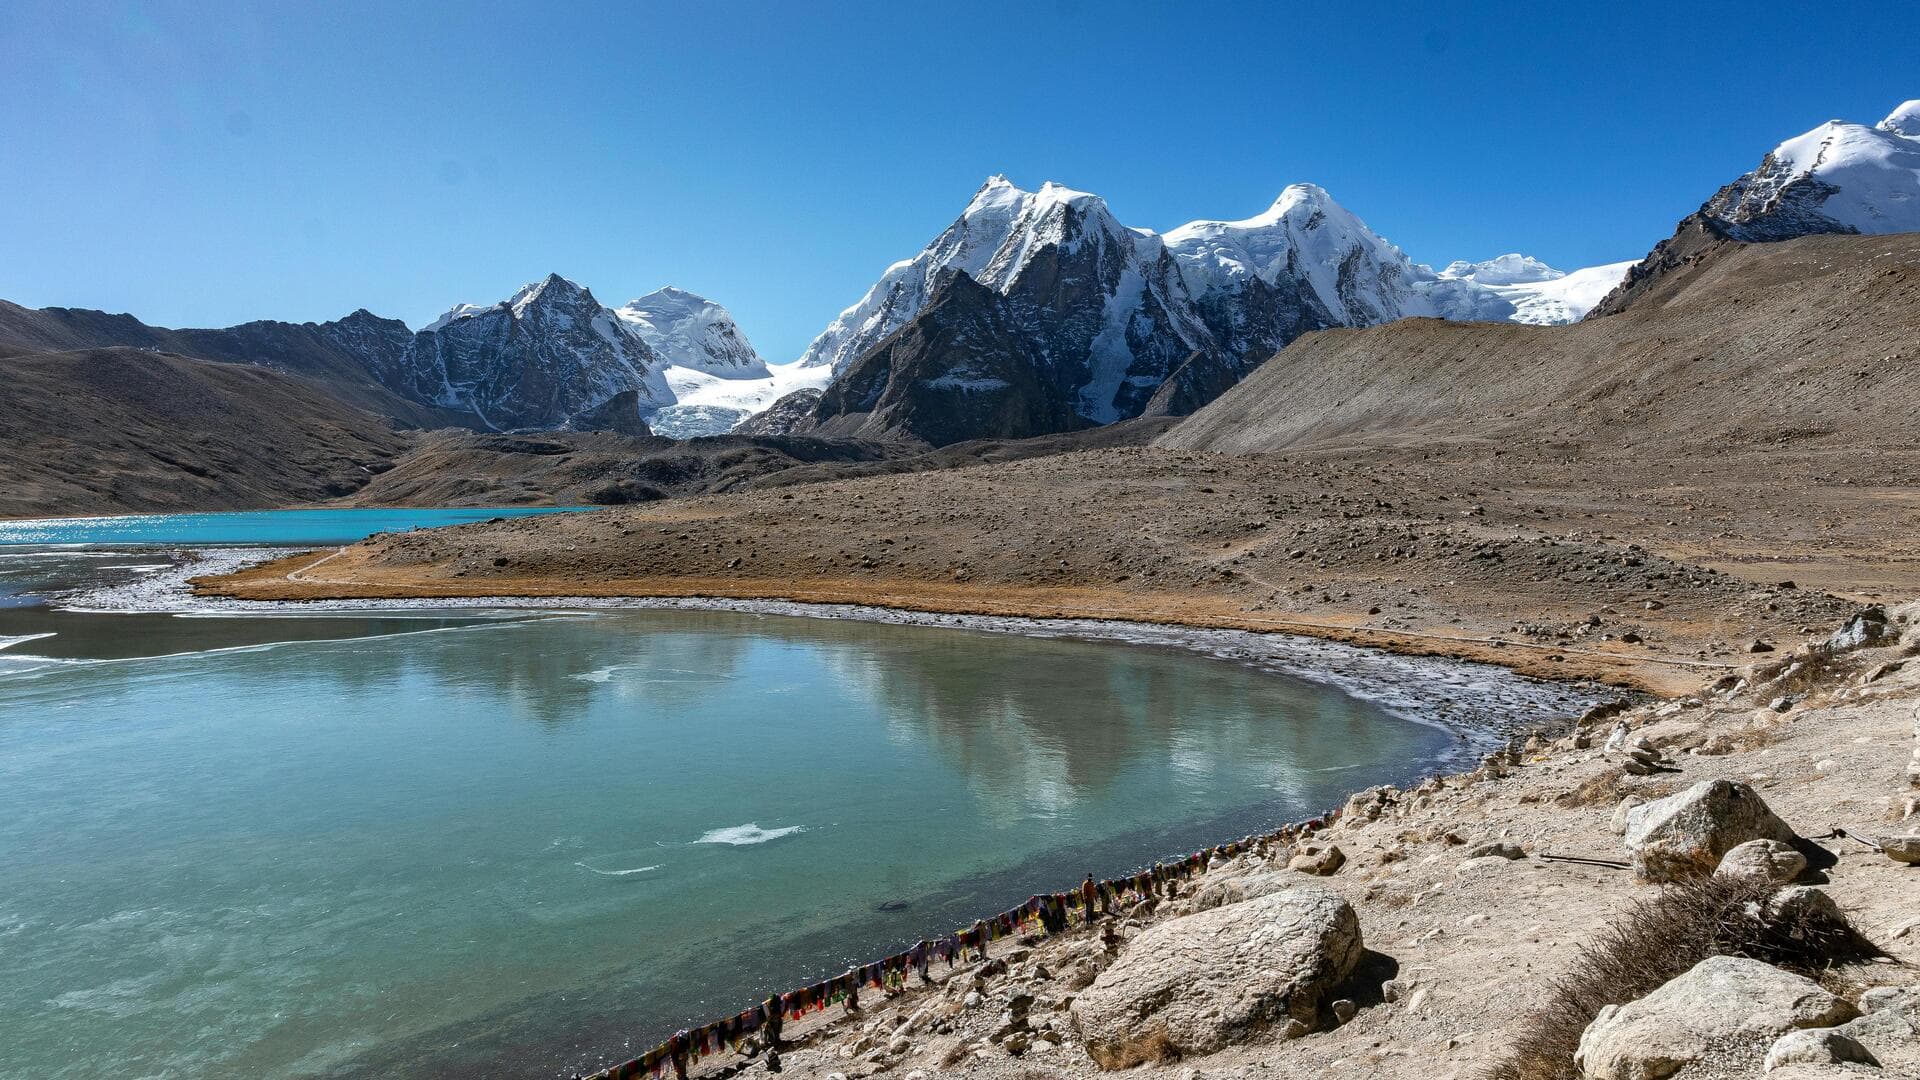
{"left": 604, "top": 609, "right": 1920, "bottom": 1080}
{"left": 67, "top": 546, "right": 1615, "bottom": 758}
{"left": 19, "top": 554, "right": 1919, "bottom": 1080}
{"left": 197, "top": 547, "right": 1696, "bottom": 693}
{"left": 27, "top": 544, "right": 1615, "bottom": 1078}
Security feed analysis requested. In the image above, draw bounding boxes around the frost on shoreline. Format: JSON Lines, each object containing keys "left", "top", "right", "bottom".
{"left": 65, "top": 548, "right": 1610, "bottom": 768}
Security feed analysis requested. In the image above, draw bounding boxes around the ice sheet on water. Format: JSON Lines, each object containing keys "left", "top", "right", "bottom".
{"left": 693, "top": 823, "right": 804, "bottom": 846}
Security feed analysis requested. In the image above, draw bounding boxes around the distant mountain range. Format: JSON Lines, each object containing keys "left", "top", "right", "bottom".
{"left": 0, "top": 278, "right": 791, "bottom": 439}
{"left": 3, "top": 99, "right": 1915, "bottom": 451}
{"left": 763, "top": 178, "right": 1630, "bottom": 445}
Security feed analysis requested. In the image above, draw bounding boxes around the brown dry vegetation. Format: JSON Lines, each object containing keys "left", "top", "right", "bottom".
{"left": 1491, "top": 874, "right": 1885, "bottom": 1080}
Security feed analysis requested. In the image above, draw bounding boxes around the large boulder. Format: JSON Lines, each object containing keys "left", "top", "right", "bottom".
{"left": 1623, "top": 780, "right": 1797, "bottom": 882}
{"left": 1823, "top": 606, "right": 1890, "bottom": 653}
{"left": 1069, "top": 886, "right": 1361, "bottom": 1069}
{"left": 1574, "top": 956, "right": 1857, "bottom": 1080}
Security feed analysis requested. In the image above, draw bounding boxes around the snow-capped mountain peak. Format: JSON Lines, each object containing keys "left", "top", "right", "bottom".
{"left": 508, "top": 272, "right": 593, "bottom": 316}
{"left": 423, "top": 273, "right": 597, "bottom": 332}
{"left": 1881, "top": 99, "right": 1920, "bottom": 138}
{"left": 1700, "top": 100, "right": 1920, "bottom": 240}
{"left": 1163, "top": 183, "right": 1507, "bottom": 326}
{"left": 796, "top": 175, "right": 1149, "bottom": 373}
{"left": 615, "top": 287, "right": 769, "bottom": 378}
{"left": 1437, "top": 254, "right": 1565, "bottom": 285}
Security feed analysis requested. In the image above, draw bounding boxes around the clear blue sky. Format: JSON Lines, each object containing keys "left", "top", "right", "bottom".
{"left": 3, "top": 1, "right": 1912, "bottom": 362}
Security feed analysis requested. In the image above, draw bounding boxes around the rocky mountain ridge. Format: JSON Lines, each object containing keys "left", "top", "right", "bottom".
{"left": 0, "top": 279, "right": 782, "bottom": 437}
{"left": 9, "top": 98, "right": 1917, "bottom": 452}
{"left": 1592, "top": 99, "right": 1920, "bottom": 316}
{"left": 761, "top": 178, "right": 1624, "bottom": 446}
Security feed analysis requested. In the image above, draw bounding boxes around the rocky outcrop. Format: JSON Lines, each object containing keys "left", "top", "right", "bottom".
{"left": 1574, "top": 956, "right": 1857, "bottom": 1080}
{"left": 1622, "top": 780, "right": 1797, "bottom": 882}
{"left": 1069, "top": 886, "right": 1361, "bottom": 1069}
{"left": 801, "top": 272, "right": 1097, "bottom": 446}
{"left": 733, "top": 388, "right": 824, "bottom": 437}
{"left": 1836, "top": 986, "right": 1920, "bottom": 1075}
{"left": 565, "top": 390, "right": 653, "bottom": 437}
{"left": 405, "top": 274, "right": 671, "bottom": 431}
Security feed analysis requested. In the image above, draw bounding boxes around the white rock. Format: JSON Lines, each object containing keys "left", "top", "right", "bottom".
{"left": 1190, "top": 871, "right": 1298, "bottom": 911}
{"left": 1763, "top": 1027, "right": 1879, "bottom": 1071}
{"left": 1610, "top": 795, "right": 1647, "bottom": 836}
{"left": 1879, "top": 834, "right": 1920, "bottom": 864}
{"left": 1714, "top": 839, "right": 1808, "bottom": 884}
{"left": 1623, "top": 780, "right": 1797, "bottom": 882}
{"left": 1069, "top": 886, "right": 1361, "bottom": 1069}
{"left": 1574, "top": 956, "right": 1856, "bottom": 1079}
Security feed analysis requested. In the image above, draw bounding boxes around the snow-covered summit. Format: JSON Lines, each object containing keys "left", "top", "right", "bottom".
{"left": 1438, "top": 254, "right": 1565, "bottom": 285}
{"left": 1882, "top": 99, "right": 1920, "bottom": 138}
{"left": 794, "top": 175, "right": 1165, "bottom": 374}
{"left": 1161, "top": 183, "right": 1509, "bottom": 325}
{"left": 796, "top": 177, "right": 1636, "bottom": 404}
{"left": 423, "top": 273, "right": 598, "bottom": 332}
{"left": 1702, "top": 99, "right": 1920, "bottom": 239}
{"left": 616, "top": 286, "right": 769, "bottom": 378}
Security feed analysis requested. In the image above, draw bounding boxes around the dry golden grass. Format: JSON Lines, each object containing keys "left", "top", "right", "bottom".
{"left": 1489, "top": 875, "right": 1883, "bottom": 1080}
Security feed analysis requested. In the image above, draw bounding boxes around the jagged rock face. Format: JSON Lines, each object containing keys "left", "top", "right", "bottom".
{"left": 318, "top": 309, "right": 426, "bottom": 401}
{"left": 796, "top": 176, "right": 1037, "bottom": 374}
{"left": 796, "top": 180, "right": 1219, "bottom": 434}
{"left": 989, "top": 198, "right": 1215, "bottom": 423}
{"left": 403, "top": 275, "right": 670, "bottom": 431}
{"left": 1701, "top": 102, "right": 1920, "bottom": 241}
{"left": 565, "top": 389, "right": 653, "bottom": 437}
{"left": 781, "top": 178, "right": 1597, "bottom": 445}
{"left": 807, "top": 272, "right": 1094, "bottom": 446}
{"left": 1593, "top": 100, "right": 1920, "bottom": 317}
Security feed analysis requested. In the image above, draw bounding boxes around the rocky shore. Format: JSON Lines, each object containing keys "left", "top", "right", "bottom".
{"left": 655, "top": 605, "right": 1919, "bottom": 1080}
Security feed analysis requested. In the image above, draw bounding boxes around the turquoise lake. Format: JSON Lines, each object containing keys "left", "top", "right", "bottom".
{"left": 0, "top": 506, "right": 588, "bottom": 548}
{"left": 0, "top": 510, "right": 1545, "bottom": 1079}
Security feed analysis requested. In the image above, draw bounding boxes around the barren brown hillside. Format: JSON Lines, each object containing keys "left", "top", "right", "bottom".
{"left": 1157, "top": 233, "right": 1920, "bottom": 455}
{"left": 0, "top": 348, "right": 411, "bottom": 517}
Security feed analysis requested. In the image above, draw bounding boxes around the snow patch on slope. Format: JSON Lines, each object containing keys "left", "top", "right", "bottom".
{"left": 1438, "top": 258, "right": 1634, "bottom": 325}
{"left": 649, "top": 360, "right": 832, "bottom": 438}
